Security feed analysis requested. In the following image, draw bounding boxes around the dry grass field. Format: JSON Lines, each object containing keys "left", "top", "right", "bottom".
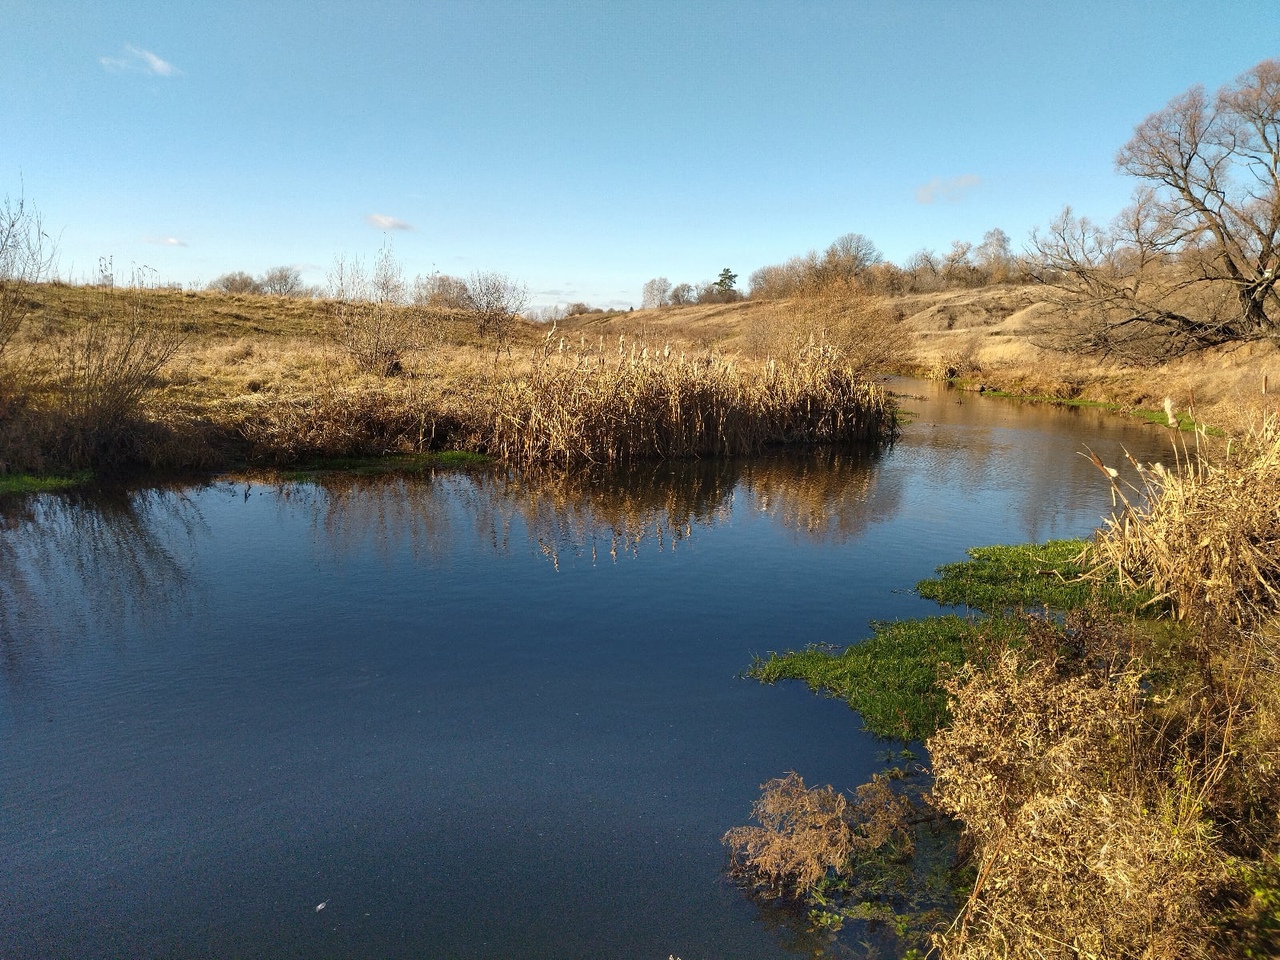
{"left": 0, "top": 281, "right": 895, "bottom": 478}
{"left": 4, "top": 278, "right": 1276, "bottom": 481}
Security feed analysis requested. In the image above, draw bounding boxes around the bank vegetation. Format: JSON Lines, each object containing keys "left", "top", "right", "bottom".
{"left": 729, "top": 414, "right": 1280, "bottom": 957}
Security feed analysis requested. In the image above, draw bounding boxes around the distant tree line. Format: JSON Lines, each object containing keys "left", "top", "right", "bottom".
{"left": 207, "top": 266, "right": 313, "bottom": 297}
{"left": 641, "top": 268, "right": 742, "bottom": 309}
{"left": 748, "top": 229, "right": 1028, "bottom": 301}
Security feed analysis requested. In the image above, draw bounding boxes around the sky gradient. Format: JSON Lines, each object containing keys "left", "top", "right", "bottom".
{"left": 6, "top": 0, "right": 1277, "bottom": 308}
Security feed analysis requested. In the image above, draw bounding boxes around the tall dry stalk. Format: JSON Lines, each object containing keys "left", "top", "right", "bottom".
{"left": 1091, "top": 411, "right": 1280, "bottom": 625}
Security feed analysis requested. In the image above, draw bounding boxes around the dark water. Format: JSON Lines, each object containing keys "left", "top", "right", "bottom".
{"left": 0, "top": 381, "right": 1177, "bottom": 959}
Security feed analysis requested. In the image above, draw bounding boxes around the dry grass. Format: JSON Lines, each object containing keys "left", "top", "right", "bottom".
{"left": 0, "top": 282, "right": 894, "bottom": 475}
{"left": 479, "top": 330, "right": 892, "bottom": 469}
{"left": 1092, "top": 414, "right": 1280, "bottom": 626}
{"left": 929, "top": 635, "right": 1226, "bottom": 959}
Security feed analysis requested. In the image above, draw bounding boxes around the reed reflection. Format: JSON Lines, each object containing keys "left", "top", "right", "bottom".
{"left": 278, "top": 451, "right": 896, "bottom": 572}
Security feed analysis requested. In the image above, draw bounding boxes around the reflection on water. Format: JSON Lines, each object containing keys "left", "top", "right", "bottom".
{"left": 0, "top": 488, "right": 201, "bottom": 653}
{"left": 0, "top": 380, "right": 1181, "bottom": 960}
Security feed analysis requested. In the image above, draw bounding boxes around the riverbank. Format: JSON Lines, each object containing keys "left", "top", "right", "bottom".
{"left": 731, "top": 417, "right": 1280, "bottom": 957}
{"left": 0, "top": 282, "right": 892, "bottom": 484}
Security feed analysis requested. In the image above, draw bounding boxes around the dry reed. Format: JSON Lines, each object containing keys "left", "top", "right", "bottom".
{"left": 1092, "top": 412, "right": 1280, "bottom": 625}
{"left": 482, "top": 331, "right": 893, "bottom": 468}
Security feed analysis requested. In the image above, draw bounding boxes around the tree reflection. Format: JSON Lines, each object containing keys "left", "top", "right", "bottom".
{"left": 0, "top": 487, "right": 202, "bottom": 662}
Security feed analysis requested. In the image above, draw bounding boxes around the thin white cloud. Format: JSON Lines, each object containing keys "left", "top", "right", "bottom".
{"left": 145, "top": 236, "right": 188, "bottom": 247}
{"left": 100, "top": 44, "right": 182, "bottom": 76}
{"left": 916, "top": 174, "right": 981, "bottom": 204}
{"left": 365, "top": 213, "right": 414, "bottom": 231}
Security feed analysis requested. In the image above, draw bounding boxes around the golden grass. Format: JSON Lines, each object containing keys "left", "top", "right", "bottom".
{"left": 477, "top": 330, "right": 892, "bottom": 469}
{"left": 0, "top": 283, "right": 894, "bottom": 475}
{"left": 1092, "top": 415, "right": 1280, "bottom": 625}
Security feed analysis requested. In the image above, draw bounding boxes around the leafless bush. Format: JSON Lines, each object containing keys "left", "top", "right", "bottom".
{"left": 466, "top": 270, "right": 528, "bottom": 354}
{"left": 412, "top": 272, "right": 470, "bottom": 310}
{"left": 329, "top": 243, "right": 433, "bottom": 376}
{"left": 0, "top": 193, "right": 56, "bottom": 358}
{"left": 51, "top": 268, "right": 186, "bottom": 467}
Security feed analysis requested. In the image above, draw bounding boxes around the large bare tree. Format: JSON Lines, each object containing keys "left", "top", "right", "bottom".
{"left": 1034, "top": 59, "right": 1280, "bottom": 360}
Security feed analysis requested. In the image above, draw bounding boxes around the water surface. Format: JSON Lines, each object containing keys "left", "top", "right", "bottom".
{"left": 0, "top": 381, "right": 1177, "bottom": 959}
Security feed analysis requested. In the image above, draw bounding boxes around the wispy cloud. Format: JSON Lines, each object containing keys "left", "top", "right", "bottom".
{"left": 366, "top": 213, "right": 414, "bottom": 231}
{"left": 145, "top": 236, "right": 188, "bottom": 247}
{"left": 100, "top": 44, "right": 182, "bottom": 76}
{"left": 916, "top": 174, "right": 981, "bottom": 204}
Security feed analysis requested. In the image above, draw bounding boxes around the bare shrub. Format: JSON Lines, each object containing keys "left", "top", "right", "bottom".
{"left": 259, "top": 266, "right": 304, "bottom": 297}
{"left": 329, "top": 243, "right": 432, "bottom": 376}
{"left": 466, "top": 271, "right": 528, "bottom": 355}
{"left": 0, "top": 193, "right": 56, "bottom": 358}
{"left": 412, "top": 272, "right": 470, "bottom": 310}
{"left": 51, "top": 268, "right": 186, "bottom": 467}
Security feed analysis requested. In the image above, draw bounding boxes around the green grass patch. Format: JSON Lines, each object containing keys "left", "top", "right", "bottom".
{"left": 0, "top": 472, "right": 93, "bottom": 496}
{"left": 917, "top": 540, "right": 1158, "bottom": 615}
{"left": 747, "top": 616, "right": 1025, "bottom": 741}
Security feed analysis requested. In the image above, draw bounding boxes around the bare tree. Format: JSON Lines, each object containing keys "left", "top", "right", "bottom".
{"left": 1034, "top": 59, "right": 1280, "bottom": 358}
{"left": 466, "top": 270, "right": 528, "bottom": 354}
{"left": 974, "top": 228, "right": 1015, "bottom": 283}
{"left": 260, "top": 266, "right": 304, "bottom": 297}
{"left": 412, "top": 272, "right": 470, "bottom": 310}
{"left": 669, "top": 282, "right": 696, "bottom": 305}
{"left": 641, "top": 276, "right": 671, "bottom": 309}
{"left": 208, "top": 271, "right": 263, "bottom": 295}
{"left": 0, "top": 193, "right": 55, "bottom": 357}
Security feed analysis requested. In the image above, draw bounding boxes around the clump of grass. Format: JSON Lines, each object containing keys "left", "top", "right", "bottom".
{"left": 1091, "top": 415, "right": 1280, "bottom": 625}
{"left": 929, "top": 635, "right": 1228, "bottom": 960}
{"left": 0, "top": 471, "right": 91, "bottom": 496}
{"left": 748, "top": 616, "right": 1016, "bottom": 742}
{"left": 483, "top": 331, "right": 894, "bottom": 468}
{"left": 917, "top": 539, "right": 1152, "bottom": 614}
{"left": 230, "top": 373, "right": 453, "bottom": 463}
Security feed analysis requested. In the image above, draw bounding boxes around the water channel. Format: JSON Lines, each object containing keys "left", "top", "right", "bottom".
{"left": 0, "top": 380, "right": 1177, "bottom": 959}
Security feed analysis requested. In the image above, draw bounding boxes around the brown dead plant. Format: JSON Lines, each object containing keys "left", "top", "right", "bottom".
{"left": 929, "top": 640, "right": 1227, "bottom": 960}
{"left": 1092, "top": 410, "right": 1280, "bottom": 625}
{"left": 723, "top": 770, "right": 913, "bottom": 900}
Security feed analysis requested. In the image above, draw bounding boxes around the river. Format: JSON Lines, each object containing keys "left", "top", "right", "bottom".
{"left": 0, "top": 380, "right": 1177, "bottom": 959}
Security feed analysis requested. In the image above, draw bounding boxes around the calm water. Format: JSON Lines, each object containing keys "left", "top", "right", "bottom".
{"left": 0, "top": 381, "right": 1175, "bottom": 959}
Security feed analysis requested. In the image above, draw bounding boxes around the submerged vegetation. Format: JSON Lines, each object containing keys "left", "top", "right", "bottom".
{"left": 731, "top": 418, "right": 1280, "bottom": 958}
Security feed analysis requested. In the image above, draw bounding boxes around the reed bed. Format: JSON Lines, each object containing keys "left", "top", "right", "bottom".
{"left": 481, "top": 332, "right": 893, "bottom": 469}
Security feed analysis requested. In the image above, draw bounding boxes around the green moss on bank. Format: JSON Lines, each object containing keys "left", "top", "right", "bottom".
{"left": 0, "top": 472, "right": 93, "bottom": 496}
{"left": 277, "top": 449, "right": 491, "bottom": 481}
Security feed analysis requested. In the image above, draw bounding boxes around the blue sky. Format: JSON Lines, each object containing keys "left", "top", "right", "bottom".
{"left": 5, "top": 0, "right": 1277, "bottom": 308}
